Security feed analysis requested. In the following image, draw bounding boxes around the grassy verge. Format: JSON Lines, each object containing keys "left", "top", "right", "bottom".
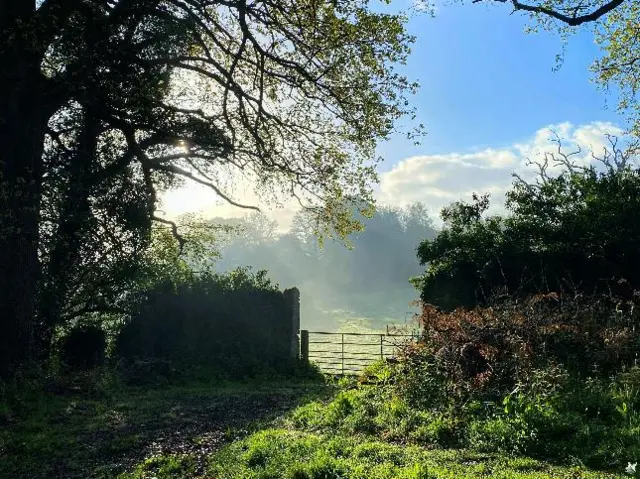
{"left": 196, "top": 374, "right": 628, "bottom": 479}
{"left": 3, "top": 364, "right": 637, "bottom": 478}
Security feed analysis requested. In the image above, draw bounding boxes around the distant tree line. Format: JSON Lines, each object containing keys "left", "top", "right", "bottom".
{"left": 204, "top": 202, "right": 437, "bottom": 328}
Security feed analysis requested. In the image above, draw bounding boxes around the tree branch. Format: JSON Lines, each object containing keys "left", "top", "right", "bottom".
{"left": 152, "top": 215, "right": 187, "bottom": 253}
{"left": 151, "top": 162, "right": 261, "bottom": 212}
{"left": 474, "top": 0, "right": 626, "bottom": 26}
{"left": 63, "top": 305, "right": 130, "bottom": 323}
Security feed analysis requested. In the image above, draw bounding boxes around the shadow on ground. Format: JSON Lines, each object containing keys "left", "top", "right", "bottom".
{"left": 1, "top": 378, "right": 333, "bottom": 479}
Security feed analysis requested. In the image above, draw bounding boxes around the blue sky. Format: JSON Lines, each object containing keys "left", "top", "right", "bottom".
{"left": 376, "top": 1, "right": 623, "bottom": 167}
{"left": 163, "top": 1, "right": 627, "bottom": 228}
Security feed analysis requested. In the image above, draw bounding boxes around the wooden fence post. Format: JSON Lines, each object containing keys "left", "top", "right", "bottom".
{"left": 284, "top": 287, "right": 300, "bottom": 360}
{"left": 300, "top": 329, "right": 309, "bottom": 362}
{"left": 341, "top": 333, "right": 345, "bottom": 375}
{"left": 380, "top": 334, "right": 384, "bottom": 360}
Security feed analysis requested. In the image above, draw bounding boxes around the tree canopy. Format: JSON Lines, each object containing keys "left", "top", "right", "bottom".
{"left": 0, "top": 0, "right": 419, "bottom": 375}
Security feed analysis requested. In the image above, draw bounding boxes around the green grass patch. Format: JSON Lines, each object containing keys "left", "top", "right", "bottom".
{"left": 118, "top": 453, "right": 198, "bottom": 479}
{"left": 209, "top": 429, "right": 623, "bottom": 478}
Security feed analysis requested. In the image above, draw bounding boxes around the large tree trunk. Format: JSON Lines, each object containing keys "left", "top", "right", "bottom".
{"left": 38, "top": 114, "right": 99, "bottom": 355}
{"left": 0, "top": 4, "right": 49, "bottom": 376}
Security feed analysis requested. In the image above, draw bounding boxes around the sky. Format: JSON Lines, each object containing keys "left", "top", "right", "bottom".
{"left": 160, "top": 1, "right": 628, "bottom": 230}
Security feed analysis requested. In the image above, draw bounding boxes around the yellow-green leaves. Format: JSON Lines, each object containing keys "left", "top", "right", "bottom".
{"left": 592, "top": 0, "right": 640, "bottom": 138}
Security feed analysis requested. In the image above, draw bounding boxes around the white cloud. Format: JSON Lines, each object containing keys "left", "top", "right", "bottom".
{"left": 160, "top": 121, "right": 629, "bottom": 230}
{"left": 377, "top": 121, "right": 627, "bottom": 223}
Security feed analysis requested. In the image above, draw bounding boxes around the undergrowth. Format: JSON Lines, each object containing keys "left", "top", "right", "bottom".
{"left": 285, "top": 361, "right": 640, "bottom": 471}
{"left": 202, "top": 353, "right": 640, "bottom": 479}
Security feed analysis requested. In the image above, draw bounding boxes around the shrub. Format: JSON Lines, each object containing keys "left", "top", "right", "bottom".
{"left": 409, "top": 413, "right": 461, "bottom": 448}
{"left": 415, "top": 157, "right": 640, "bottom": 311}
{"left": 414, "top": 293, "right": 640, "bottom": 392}
{"left": 115, "top": 268, "right": 297, "bottom": 378}
{"left": 466, "top": 369, "right": 581, "bottom": 457}
{"left": 60, "top": 325, "right": 106, "bottom": 369}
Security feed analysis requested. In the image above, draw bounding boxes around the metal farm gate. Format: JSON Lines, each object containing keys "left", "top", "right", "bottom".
{"left": 299, "top": 330, "right": 417, "bottom": 375}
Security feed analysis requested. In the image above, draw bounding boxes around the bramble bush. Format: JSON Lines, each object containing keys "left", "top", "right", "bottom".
{"left": 384, "top": 299, "right": 640, "bottom": 469}
{"left": 413, "top": 293, "right": 640, "bottom": 395}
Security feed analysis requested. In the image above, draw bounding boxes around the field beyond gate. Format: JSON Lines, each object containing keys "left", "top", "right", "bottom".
{"left": 299, "top": 330, "right": 417, "bottom": 375}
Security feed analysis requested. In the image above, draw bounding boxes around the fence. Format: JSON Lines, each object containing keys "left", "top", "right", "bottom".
{"left": 299, "top": 330, "right": 418, "bottom": 375}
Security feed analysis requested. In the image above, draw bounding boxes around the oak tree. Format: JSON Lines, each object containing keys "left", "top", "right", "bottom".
{"left": 0, "top": 0, "right": 418, "bottom": 374}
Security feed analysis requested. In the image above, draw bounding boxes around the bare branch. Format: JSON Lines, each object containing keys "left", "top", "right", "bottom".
{"left": 474, "top": 0, "right": 626, "bottom": 26}
{"left": 591, "top": 134, "right": 639, "bottom": 170}
{"left": 151, "top": 162, "right": 260, "bottom": 211}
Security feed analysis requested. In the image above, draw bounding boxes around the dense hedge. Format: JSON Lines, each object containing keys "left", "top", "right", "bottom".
{"left": 415, "top": 160, "right": 640, "bottom": 311}
{"left": 115, "top": 269, "right": 297, "bottom": 377}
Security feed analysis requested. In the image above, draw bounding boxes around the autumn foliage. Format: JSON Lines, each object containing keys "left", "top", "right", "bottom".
{"left": 412, "top": 292, "right": 640, "bottom": 396}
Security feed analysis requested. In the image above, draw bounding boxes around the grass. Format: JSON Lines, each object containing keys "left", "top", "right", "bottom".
{"left": 196, "top": 373, "right": 631, "bottom": 478}
{"left": 0, "top": 370, "right": 333, "bottom": 479}
{"left": 208, "top": 429, "right": 621, "bottom": 479}
{"left": 1, "top": 366, "right": 636, "bottom": 478}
